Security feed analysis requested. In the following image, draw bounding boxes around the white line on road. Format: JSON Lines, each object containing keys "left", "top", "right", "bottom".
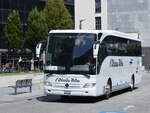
{"left": 123, "top": 105, "right": 135, "bottom": 111}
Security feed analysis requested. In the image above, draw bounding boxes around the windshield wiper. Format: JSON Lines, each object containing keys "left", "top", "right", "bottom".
{"left": 82, "top": 73, "right": 90, "bottom": 78}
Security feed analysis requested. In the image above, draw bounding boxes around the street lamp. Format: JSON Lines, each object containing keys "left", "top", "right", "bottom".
{"left": 79, "top": 19, "right": 86, "bottom": 29}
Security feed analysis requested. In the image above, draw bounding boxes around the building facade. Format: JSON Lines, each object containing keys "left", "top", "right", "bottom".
{"left": 75, "top": 0, "right": 150, "bottom": 69}
{"left": 75, "top": 0, "right": 150, "bottom": 47}
{"left": 75, "top": 0, "right": 106, "bottom": 30}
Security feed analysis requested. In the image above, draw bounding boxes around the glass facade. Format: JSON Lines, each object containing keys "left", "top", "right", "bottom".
{"left": 0, "top": 0, "right": 74, "bottom": 49}
{"left": 0, "top": 0, "right": 41, "bottom": 49}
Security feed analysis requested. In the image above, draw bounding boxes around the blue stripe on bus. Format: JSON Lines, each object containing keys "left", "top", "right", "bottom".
{"left": 103, "top": 82, "right": 129, "bottom": 92}
{"left": 112, "top": 82, "right": 129, "bottom": 89}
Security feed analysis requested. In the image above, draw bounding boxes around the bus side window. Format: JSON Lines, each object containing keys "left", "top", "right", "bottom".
{"left": 117, "top": 38, "right": 128, "bottom": 56}
{"left": 104, "top": 36, "right": 116, "bottom": 55}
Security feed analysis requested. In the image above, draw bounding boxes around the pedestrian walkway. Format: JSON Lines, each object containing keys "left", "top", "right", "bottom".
{"left": 0, "top": 72, "right": 44, "bottom": 88}
{"left": 0, "top": 73, "right": 44, "bottom": 104}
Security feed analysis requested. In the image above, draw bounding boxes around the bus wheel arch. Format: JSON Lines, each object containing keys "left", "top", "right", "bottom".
{"left": 105, "top": 78, "right": 112, "bottom": 99}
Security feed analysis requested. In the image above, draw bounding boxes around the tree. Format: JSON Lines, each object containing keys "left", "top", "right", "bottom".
{"left": 25, "top": 7, "right": 48, "bottom": 54}
{"left": 43, "top": 0, "right": 73, "bottom": 30}
{"left": 4, "top": 10, "right": 23, "bottom": 53}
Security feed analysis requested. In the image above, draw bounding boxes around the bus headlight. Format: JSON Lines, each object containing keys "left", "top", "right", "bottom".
{"left": 44, "top": 81, "right": 52, "bottom": 86}
{"left": 83, "top": 83, "right": 96, "bottom": 88}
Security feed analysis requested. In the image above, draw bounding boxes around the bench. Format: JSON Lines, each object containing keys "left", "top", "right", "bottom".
{"left": 9, "top": 79, "right": 32, "bottom": 94}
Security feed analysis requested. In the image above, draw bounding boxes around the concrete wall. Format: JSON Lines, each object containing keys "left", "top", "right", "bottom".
{"left": 107, "top": 0, "right": 150, "bottom": 47}
{"left": 75, "top": 0, "right": 95, "bottom": 30}
{"left": 101, "top": 0, "right": 108, "bottom": 30}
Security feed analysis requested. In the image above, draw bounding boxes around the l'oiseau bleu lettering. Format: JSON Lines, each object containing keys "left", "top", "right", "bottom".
{"left": 55, "top": 78, "right": 80, "bottom": 83}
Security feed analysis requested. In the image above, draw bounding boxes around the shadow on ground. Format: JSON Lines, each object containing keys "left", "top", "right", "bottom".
{"left": 36, "top": 87, "right": 138, "bottom": 104}
{"left": 9, "top": 91, "right": 29, "bottom": 95}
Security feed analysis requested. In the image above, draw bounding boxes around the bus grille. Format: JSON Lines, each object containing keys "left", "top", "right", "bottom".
{"left": 53, "top": 83, "right": 82, "bottom": 89}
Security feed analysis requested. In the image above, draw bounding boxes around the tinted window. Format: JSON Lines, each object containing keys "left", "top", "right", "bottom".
{"left": 46, "top": 33, "right": 97, "bottom": 75}
{"left": 101, "top": 35, "right": 141, "bottom": 56}
{"left": 127, "top": 40, "right": 141, "bottom": 56}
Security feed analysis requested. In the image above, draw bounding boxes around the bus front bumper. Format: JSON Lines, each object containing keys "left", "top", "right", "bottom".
{"left": 44, "top": 86, "right": 97, "bottom": 97}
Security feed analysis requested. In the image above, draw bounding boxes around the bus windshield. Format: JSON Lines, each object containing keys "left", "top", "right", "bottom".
{"left": 45, "top": 33, "right": 96, "bottom": 75}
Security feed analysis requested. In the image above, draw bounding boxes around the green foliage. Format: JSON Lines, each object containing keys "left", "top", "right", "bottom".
{"left": 4, "top": 10, "right": 23, "bottom": 52}
{"left": 25, "top": 7, "right": 48, "bottom": 54}
{"left": 44, "top": 0, "right": 73, "bottom": 30}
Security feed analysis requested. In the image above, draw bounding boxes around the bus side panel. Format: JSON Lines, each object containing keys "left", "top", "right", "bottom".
{"left": 96, "top": 57, "right": 112, "bottom": 96}
{"left": 96, "top": 56, "right": 142, "bottom": 96}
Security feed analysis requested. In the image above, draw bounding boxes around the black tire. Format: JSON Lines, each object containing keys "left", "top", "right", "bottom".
{"left": 105, "top": 83, "right": 111, "bottom": 99}
{"left": 130, "top": 76, "right": 135, "bottom": 91}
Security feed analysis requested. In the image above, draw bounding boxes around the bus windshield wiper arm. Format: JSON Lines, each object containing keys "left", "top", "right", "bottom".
{"left": 82, "top": 73, "right": 90, "bottom": 78}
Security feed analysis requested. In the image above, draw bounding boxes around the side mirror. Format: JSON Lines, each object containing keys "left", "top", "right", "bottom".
{"left": 36, "top": 40, "right": 47, "bottom": 58}
{"left": 93, "top": 41, "right": 100, "bottom": 58}
{"left": 36, "top": 42, "right": 42, "bottom": 58}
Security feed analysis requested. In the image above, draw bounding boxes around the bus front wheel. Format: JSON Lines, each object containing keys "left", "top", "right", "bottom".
{"left": 130, "top": 76, "right": 135, "bottom": 91}
{"left": 105, "top": 82, "right": 111, "bottom": 99}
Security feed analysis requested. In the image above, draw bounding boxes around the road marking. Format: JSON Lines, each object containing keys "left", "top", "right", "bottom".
{"left": 123, "top": 105, "right": 135, "bottom": 111}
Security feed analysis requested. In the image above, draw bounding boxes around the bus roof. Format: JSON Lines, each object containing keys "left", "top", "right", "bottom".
{"left": 49, "top": 30, "right": 141, "bottom": 42}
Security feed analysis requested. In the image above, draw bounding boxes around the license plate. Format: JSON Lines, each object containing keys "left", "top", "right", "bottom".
{"left": 64, "top": 90, "right": 71, "bottom": 95}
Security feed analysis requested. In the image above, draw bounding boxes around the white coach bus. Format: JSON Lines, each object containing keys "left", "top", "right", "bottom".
{"left": 44, "top": 30, "right": 142, "bottom": 99}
